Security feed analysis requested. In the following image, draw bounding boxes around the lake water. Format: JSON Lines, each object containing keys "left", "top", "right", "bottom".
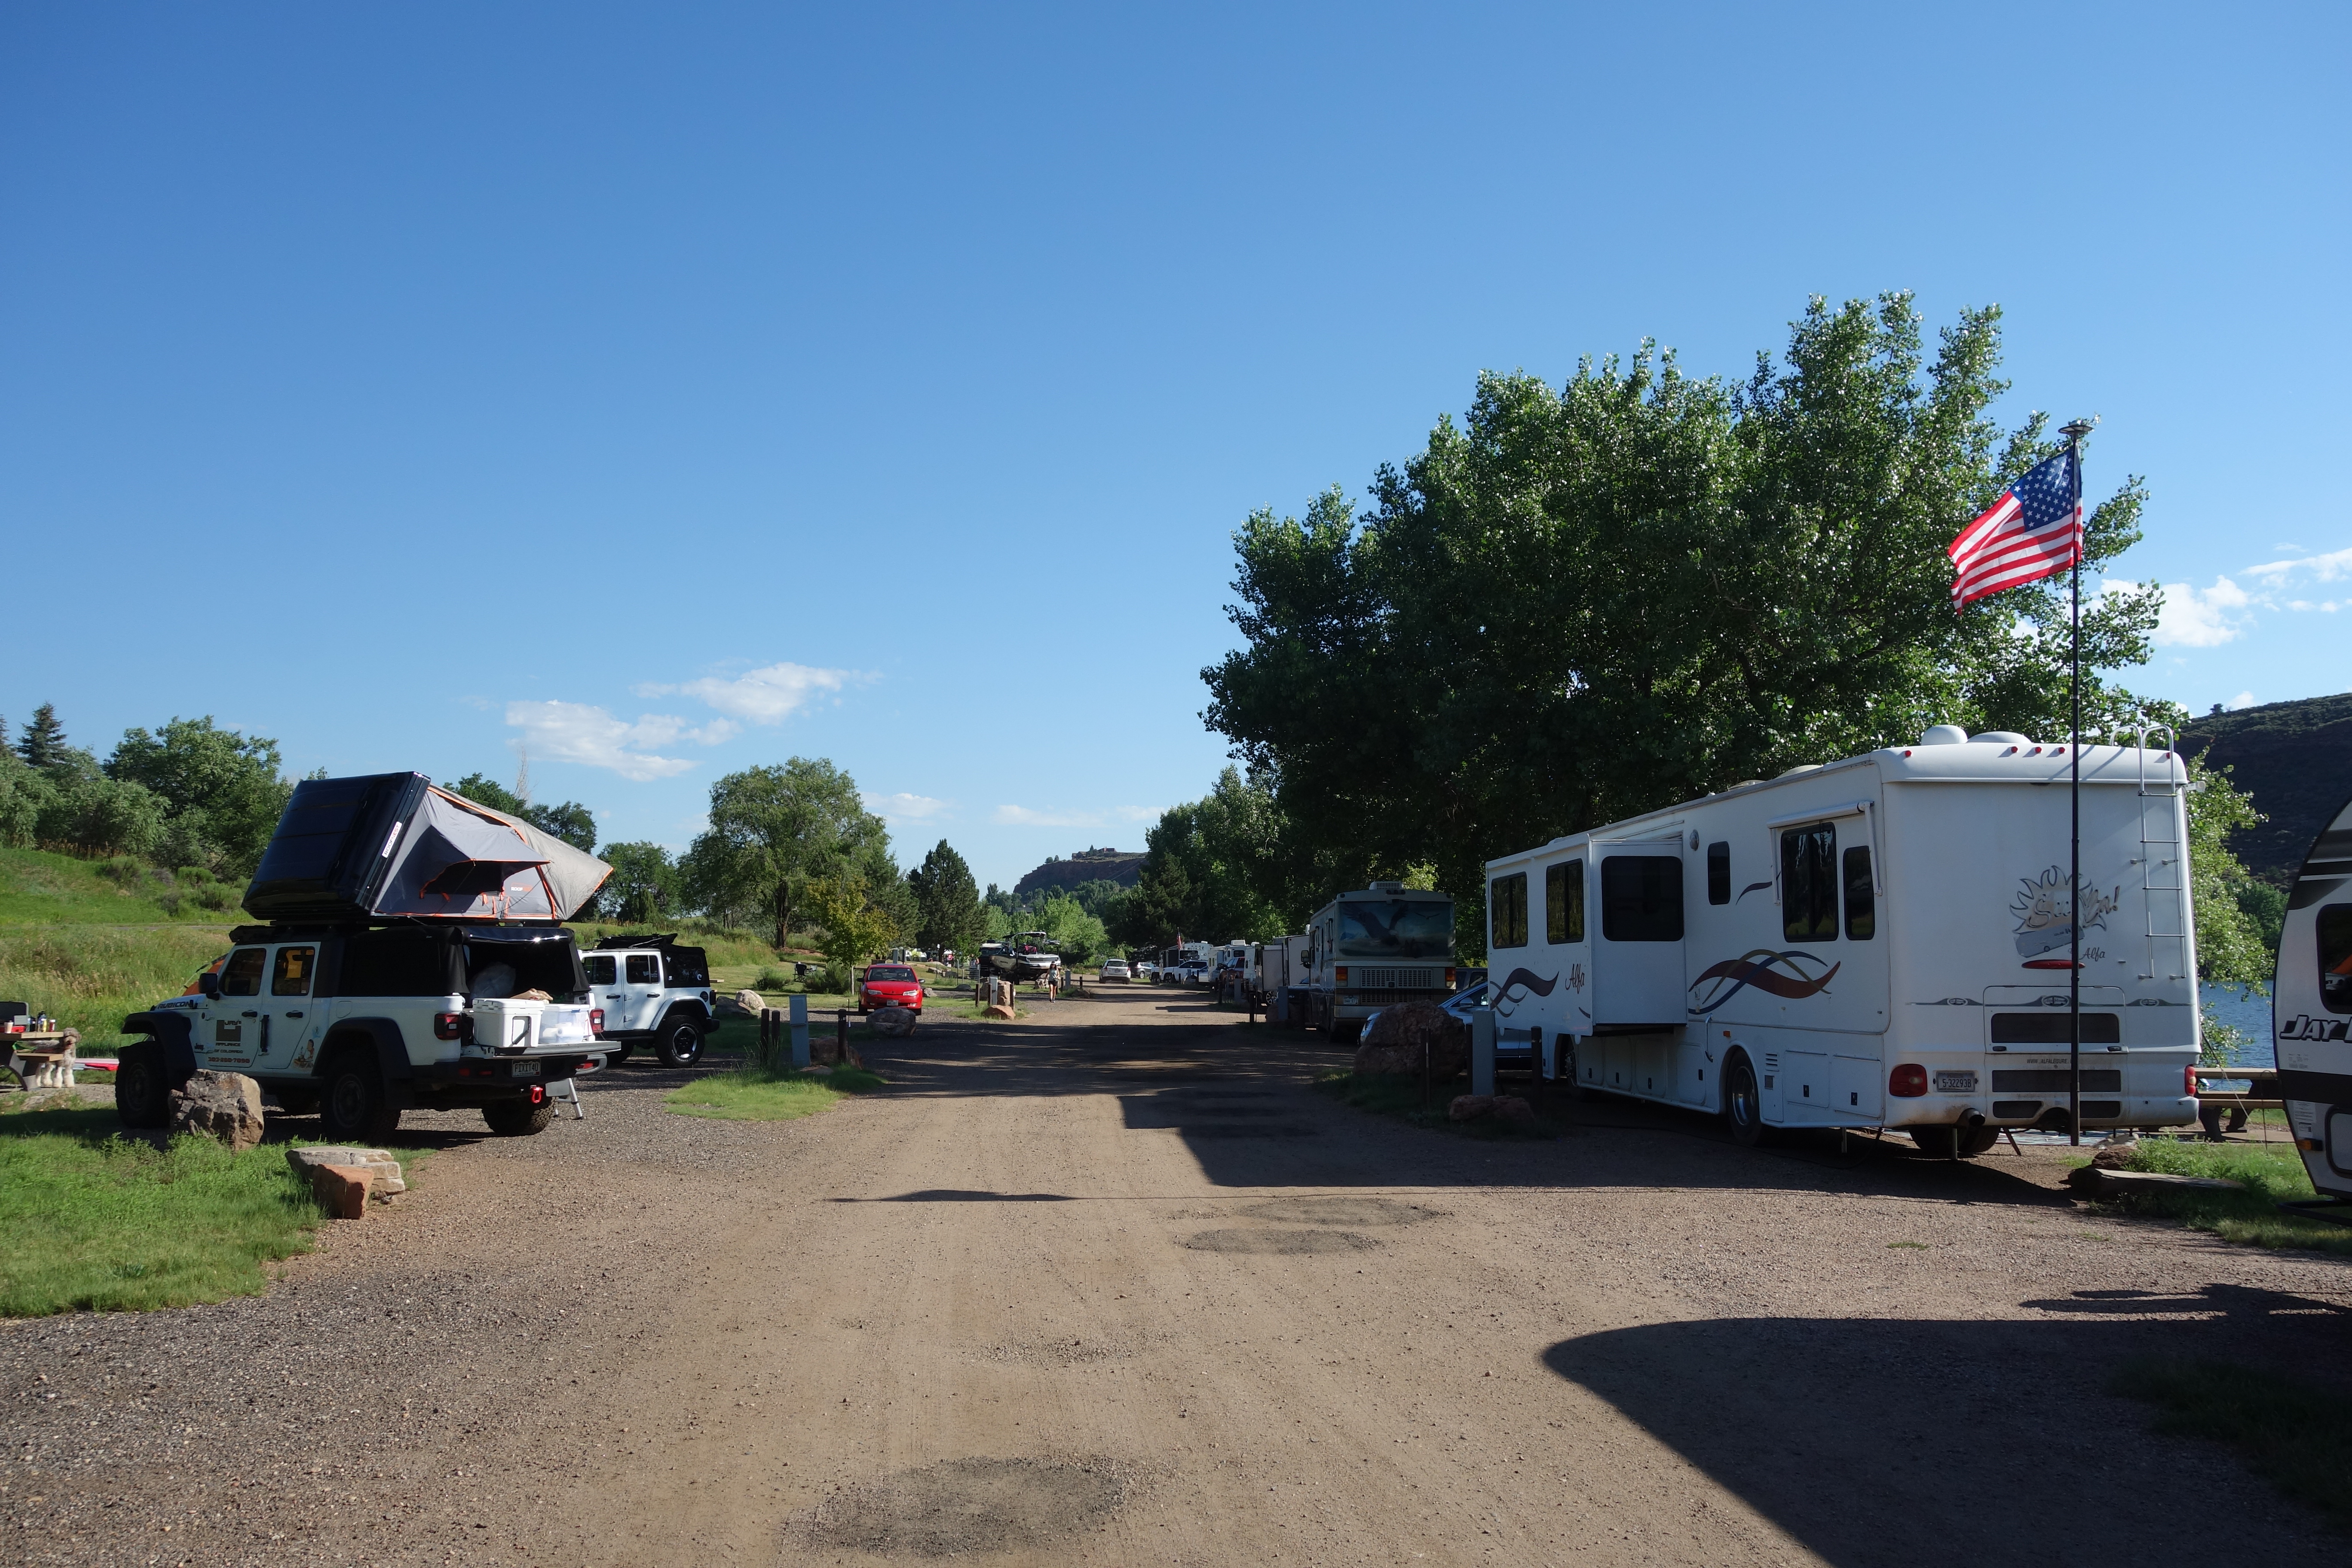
{"left": 2201, "top": 982, "right": 2274, "bottom": 1069}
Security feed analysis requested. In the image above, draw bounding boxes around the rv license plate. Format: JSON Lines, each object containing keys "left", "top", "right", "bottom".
{"left": 1933, "top": 1070, "right": 1978, "bottom": 1093}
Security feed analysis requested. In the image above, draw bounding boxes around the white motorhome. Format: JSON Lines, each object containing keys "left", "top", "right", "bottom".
{"left": 1482, "top": 726, "right": 2201, "bottom": 1155}
{"left": 2276, "top": 790, "right": 2352, "bottom": 1200}
{"left": 1297, "top": 883, "right": 1458, "bottom": 1042}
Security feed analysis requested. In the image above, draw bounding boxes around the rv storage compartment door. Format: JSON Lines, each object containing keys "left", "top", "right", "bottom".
{"left": 1592, "top": 842, "right": 1687, "bottom": 1026}
{"left": 1831, "top": 1054, "right": 1882, "bottom": 1118}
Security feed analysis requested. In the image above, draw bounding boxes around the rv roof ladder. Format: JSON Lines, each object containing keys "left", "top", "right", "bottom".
{"left": 2135, "top": 728, "right": 2188, "bottom": 982}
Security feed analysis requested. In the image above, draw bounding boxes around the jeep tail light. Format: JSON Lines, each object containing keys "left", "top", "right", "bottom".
{"left": 1889, "top": 1064, "right": 1928, "bottom": 1097}
{"left": 434, "top": 1011, "right": 466, "bottom": 1041}
{"left": 590, "top": 1008, "right": 605, "bottom": 1036}
{"left": 2186, "top": 1063, "right": 2201, "bottom": 1097}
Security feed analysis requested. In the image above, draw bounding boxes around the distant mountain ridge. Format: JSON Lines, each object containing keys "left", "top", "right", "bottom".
{"left": 1014, "top": 848, "right": 1144, "bottom": 897}
{"left": 2179, "top": 691, "right": 2352, "bottom": 884}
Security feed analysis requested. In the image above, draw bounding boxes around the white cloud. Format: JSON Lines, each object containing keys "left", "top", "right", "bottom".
{"left": 504, "top": 700, "right": 698, "bottom": 781}
{"left": 2150, "top": 576, "right": 2251, "bottom": 647}
{"left": 2226, "top": 691, "right": 2257, "bottom": 710}
{"left": 864, "top": 791, "right": 949, "bottom": 826}
{"left": 1112, "top": 805, "right": 1163, "bottom": 822}
{"left": 2244, "top": 544, "right": 2352, "bottom": 588}
{"left": 640, "top": 662, "right": 858, "bottom": 723}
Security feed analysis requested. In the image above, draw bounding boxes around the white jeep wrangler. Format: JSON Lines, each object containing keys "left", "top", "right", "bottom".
{"left": 579, "top": 934, "right": 717, "bottom": 1067}
{"left": 119, "top": 924, "right": 609, "bottom": 1142}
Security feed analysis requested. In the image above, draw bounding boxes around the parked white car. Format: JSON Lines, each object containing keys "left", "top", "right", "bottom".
{"left": 1099, "top": 959, "right": 1133, "bottom": 982}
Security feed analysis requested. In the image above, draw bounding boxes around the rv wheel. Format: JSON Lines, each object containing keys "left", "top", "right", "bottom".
{"left": 1957, "top": 1123, "right": 2000, "bottom": 1158}
{"left": 1910, "top": 1125, "right": 1959, "bottom": 1159}
{"left": 1724, "top": 1055, "right": 1767, "bottom": 1147}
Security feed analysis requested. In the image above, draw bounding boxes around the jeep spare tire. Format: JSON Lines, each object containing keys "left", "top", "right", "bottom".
{"left": 482, "top": 1098, "right": 554, "bottom": 1136}
{"left": 655, "top": 1014, "right": 703, "bottom": 1068}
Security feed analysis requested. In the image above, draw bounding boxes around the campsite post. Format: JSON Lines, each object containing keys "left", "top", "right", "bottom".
{"left": 2061, "top": 416, "right": 2097, "bottom": 1146}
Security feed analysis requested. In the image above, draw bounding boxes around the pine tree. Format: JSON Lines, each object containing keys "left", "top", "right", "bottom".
{"left": 17, "top": 703, "right": 66, "bottom": 770}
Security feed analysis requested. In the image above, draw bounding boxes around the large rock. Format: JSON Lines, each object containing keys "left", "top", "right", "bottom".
{"left": 310, "top": 1164, "right": 374, "bottom": 1219}
{"left": 2090, "top": 1133, "right": 2141, "bottom": 1170}
{"left": 1353, "top": 1001, "right": 1469, "bottom": 1081}
{"left": 733, "top": 988, "right": 766, "bottom": 1017}
{"left": 286, "top": 1146, "right": 405, "bottom": 1195}
{"left": 985, "top": 1002, "right": 1017, "bottom": 1021}
{"left": 870, "top": 1006, "right": 916, "bottom": 1038}
{"left": 168, "top": 1070, "right": 266, "bottom": 1151}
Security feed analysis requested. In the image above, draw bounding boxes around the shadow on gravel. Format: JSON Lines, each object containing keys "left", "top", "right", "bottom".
{"left": 1545, "top": 1282, "right": 2352, "bottom": 1564}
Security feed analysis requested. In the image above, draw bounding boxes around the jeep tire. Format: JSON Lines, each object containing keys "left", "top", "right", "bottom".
{"left": 318, "top": 1048, "right": 401, "bottom": 1144}
{"left": 115, "top": 1040, "right": 170, "bottom": 1128}
{"left": 655, "top": 1013, "right": 704, "bottom": 1068}
{"left": 483, "top": 1098, "right": 554, "bottom": 1136}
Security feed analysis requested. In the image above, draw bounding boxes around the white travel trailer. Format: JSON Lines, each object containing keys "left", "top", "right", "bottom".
{"left": 1482, "top": 726, "right": 2202, "bottom": 1155}
{"left": 2276, "top": 790, "right": 2352, "bottom": 1201}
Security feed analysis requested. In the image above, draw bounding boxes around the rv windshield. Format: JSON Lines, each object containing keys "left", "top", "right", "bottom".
{"left": 1335, "top": 899, "right": 1455, "bottom": 959}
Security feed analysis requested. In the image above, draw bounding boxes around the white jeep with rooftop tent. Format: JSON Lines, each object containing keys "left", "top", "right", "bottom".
{"left": 113, "top": 772, "right": 617, "bottom": 1143}
{"left": 1482, "top": 727, "right": 2201, "bottom": 1154}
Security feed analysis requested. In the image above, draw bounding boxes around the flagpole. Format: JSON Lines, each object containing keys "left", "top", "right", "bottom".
{"left": 2060, "top": 416, "right": 2096, "bottom": 1147}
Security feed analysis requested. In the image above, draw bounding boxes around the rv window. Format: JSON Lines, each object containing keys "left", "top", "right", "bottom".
{"left": 1545, "top": 861, "right": 1584, "bottom": 943}
{"left": 1600, "top": 857, "right": 1683, "bottom": 942}
{"left": 1989, "top": 1011, "right": 2122, "bottom": 1044}
{"left": 1706, "top": 842, "right": 1730, "bottom": 905}
{"left": 1843, "top": 847, "right": 1875, "bottom": 940}
{"left": 1489, "top": 873, "right": 1529, "bottom": 949}
{"left": 220, "top": 947, "right": 266, "bottom": 997}
{"left": 271, "top": 946, "right": 315, "bottom": 996}
{"left": 2320, "top": 905, "right": 2352, "bottom": 1015}
{"left": 1779, "top": 823, "right": 1839, "bottom": 944}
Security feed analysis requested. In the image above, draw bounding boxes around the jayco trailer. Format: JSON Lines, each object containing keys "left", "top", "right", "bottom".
{"left": 1482, "top": 727, "right": 2200, "bottom": 1155}
{"left": 2276, "top": 790, "right": 2352, "bottom": 1201}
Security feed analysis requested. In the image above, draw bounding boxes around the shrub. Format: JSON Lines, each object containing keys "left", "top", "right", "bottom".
{"left": 191, "top": 882, "right": 235, "bottom": 912}
{"left": 751, "top": 968, "right": 793, "bottom": 991}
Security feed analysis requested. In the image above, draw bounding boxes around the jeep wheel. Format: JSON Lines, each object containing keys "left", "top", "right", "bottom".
{"left": 115, "top": 1041, "right": 170, "bottom": 1128}
{"left": 655, "top": 1014, "right": 704, "bottom": 1068}
{"left": 318, "top": 1050, "right": 401, "bottom": 1144}
{"left": 483, "top": 1098, "right": 555, "bottom": 1136}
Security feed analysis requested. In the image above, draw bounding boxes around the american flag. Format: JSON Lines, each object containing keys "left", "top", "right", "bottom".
{"left": 1948, "top": 449, "right": 2081, "bottom": 606}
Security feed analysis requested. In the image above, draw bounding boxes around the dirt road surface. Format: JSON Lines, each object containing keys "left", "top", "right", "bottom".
{"left": 6, "top": 987, "right": 2349, "bottom": 1565}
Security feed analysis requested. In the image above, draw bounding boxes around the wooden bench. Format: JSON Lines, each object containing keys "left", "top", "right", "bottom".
{"left": 2193, "top": 1066, "right": 2281, "bottom": 1137}
{"left": 5, "top": 1029, "right": 84, "bottom": 1091}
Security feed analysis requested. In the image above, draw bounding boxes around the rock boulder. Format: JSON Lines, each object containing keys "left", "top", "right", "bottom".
{"left": 168, "top": 1070, "right": 266, "bottom": 1151}
{"left": 1353, "top": 1001, "right": 1469, "bottom": 1081}
{"left": 733, "top": 988, "right": 766, "bottom": 1017}
{"left": 870, "top": 1006, "right": 917, "bottom": 1038}
{"left": 286, "top": 1146, "right": 405, "bottom": 1195}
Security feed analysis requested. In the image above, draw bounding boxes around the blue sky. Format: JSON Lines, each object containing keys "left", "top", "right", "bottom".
{"left": 3, "top": 3, "right": 2344, "bottom": 890}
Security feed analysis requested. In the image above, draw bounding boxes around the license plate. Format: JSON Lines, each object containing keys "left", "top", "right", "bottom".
{"left": 511, "top": 1061, "right": 541, "bottom": 1078}
{"left": 1934, "top": 1070, "right": 1978, "bottom": 1092}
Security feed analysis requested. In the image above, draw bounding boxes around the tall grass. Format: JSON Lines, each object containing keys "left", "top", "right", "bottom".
{"left": 0, "top": 925, "right": 229, "bottom": 1047}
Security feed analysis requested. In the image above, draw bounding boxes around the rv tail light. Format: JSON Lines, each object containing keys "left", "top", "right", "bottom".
{"left": 1889, "top": 1064, "right": 1928, "bottom": 1097}
{"left": 2298, "top": 1137, "right": 2324, "bottom": 1152}
{"left": 2186, "top": 1063, "right": 2201, "bottom": 1097}
{"left": 1444, "top": 968, "right": 1455, "bottom": 987}
{"left": 1335, "top": 967, "right": 1348, "bottom": 984}
{"left": 433, "top": 1011, "right": 466, "bottom": 1041}
{"left": 590, "top": 1008, "right": 605, "bottom": 1036}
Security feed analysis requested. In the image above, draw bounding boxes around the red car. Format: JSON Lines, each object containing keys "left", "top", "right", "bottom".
{"left": 858, "top": 964, "right": 925, "bottom": 1014}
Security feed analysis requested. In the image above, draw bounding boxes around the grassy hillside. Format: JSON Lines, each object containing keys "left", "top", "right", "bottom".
{"left": 0, "top": 848, "right": 235, "bottom": 1050}
{"left": 2179, "top": 692, "right": 2352, "bottom": 884}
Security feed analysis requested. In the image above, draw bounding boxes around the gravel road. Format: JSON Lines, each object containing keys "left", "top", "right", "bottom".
{"left": 5, "top": 988, "right": 2349, "bottom": 1565}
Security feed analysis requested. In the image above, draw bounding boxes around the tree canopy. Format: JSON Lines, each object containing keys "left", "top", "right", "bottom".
{"left": 1202, "top": 294, "right": 2167, "bottom": 942}
{"left": 110, "top": 717, "right": 296, "bottom": 874}
{"left": 597, "top": 841, "right": 680, "bottom": 925}
{"left": 907, "top": 839, "right": 986, "bottom": 954}
{"left": 680, "top": 758, "right": 892, "bottom": 948}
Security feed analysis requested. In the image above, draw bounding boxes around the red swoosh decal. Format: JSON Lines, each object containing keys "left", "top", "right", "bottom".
{"left": 1690, "top": 951, "right": 1842, "bottom": 1000}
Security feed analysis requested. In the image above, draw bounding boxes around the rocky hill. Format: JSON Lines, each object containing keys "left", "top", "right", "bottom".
{"left": 2179, "top": 691, "right": 2352, "bottom": 883}
{"left": 1014, "top": 848, "right": 1144, "bottom": 897}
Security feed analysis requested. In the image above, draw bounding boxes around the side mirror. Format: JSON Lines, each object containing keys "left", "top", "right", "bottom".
{"left": 197, "top": 972, "right": 220, "bottom": 999}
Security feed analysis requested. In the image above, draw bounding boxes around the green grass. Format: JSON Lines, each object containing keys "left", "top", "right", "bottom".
{"left": 2082, "top": 1136, "right": 2352, "bottom": 1256}
{"left": 0, "top": 1102, "right": 327, "bottom": 1316}
{"left": 2111, "top": 1357, "right": 2352, "bottom": 1531}
{"left": 1313, "top": 1070, "right": 1558, "bottom": 1139}
{"left": 663, "top": 1064, "right": 886, "bottom": 1121}
{"left": 0, "top": 923, "right": 236, "bottom": 1050}
{"left": 0, "top": 845, "right": 241, "bottom": 928}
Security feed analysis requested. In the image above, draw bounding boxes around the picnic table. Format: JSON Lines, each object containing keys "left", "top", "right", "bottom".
{"left": 2193, "top": 1065, "right": 2279, "bottom": 1137}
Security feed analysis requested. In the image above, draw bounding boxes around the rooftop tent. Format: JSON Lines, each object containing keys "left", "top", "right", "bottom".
{"left": 243, "top": 773, "right": 612, "bottom": 922}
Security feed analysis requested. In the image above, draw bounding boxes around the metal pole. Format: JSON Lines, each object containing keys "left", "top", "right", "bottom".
{"left": 2067, "top": 428, "right": 2085, "bottom": 1147}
